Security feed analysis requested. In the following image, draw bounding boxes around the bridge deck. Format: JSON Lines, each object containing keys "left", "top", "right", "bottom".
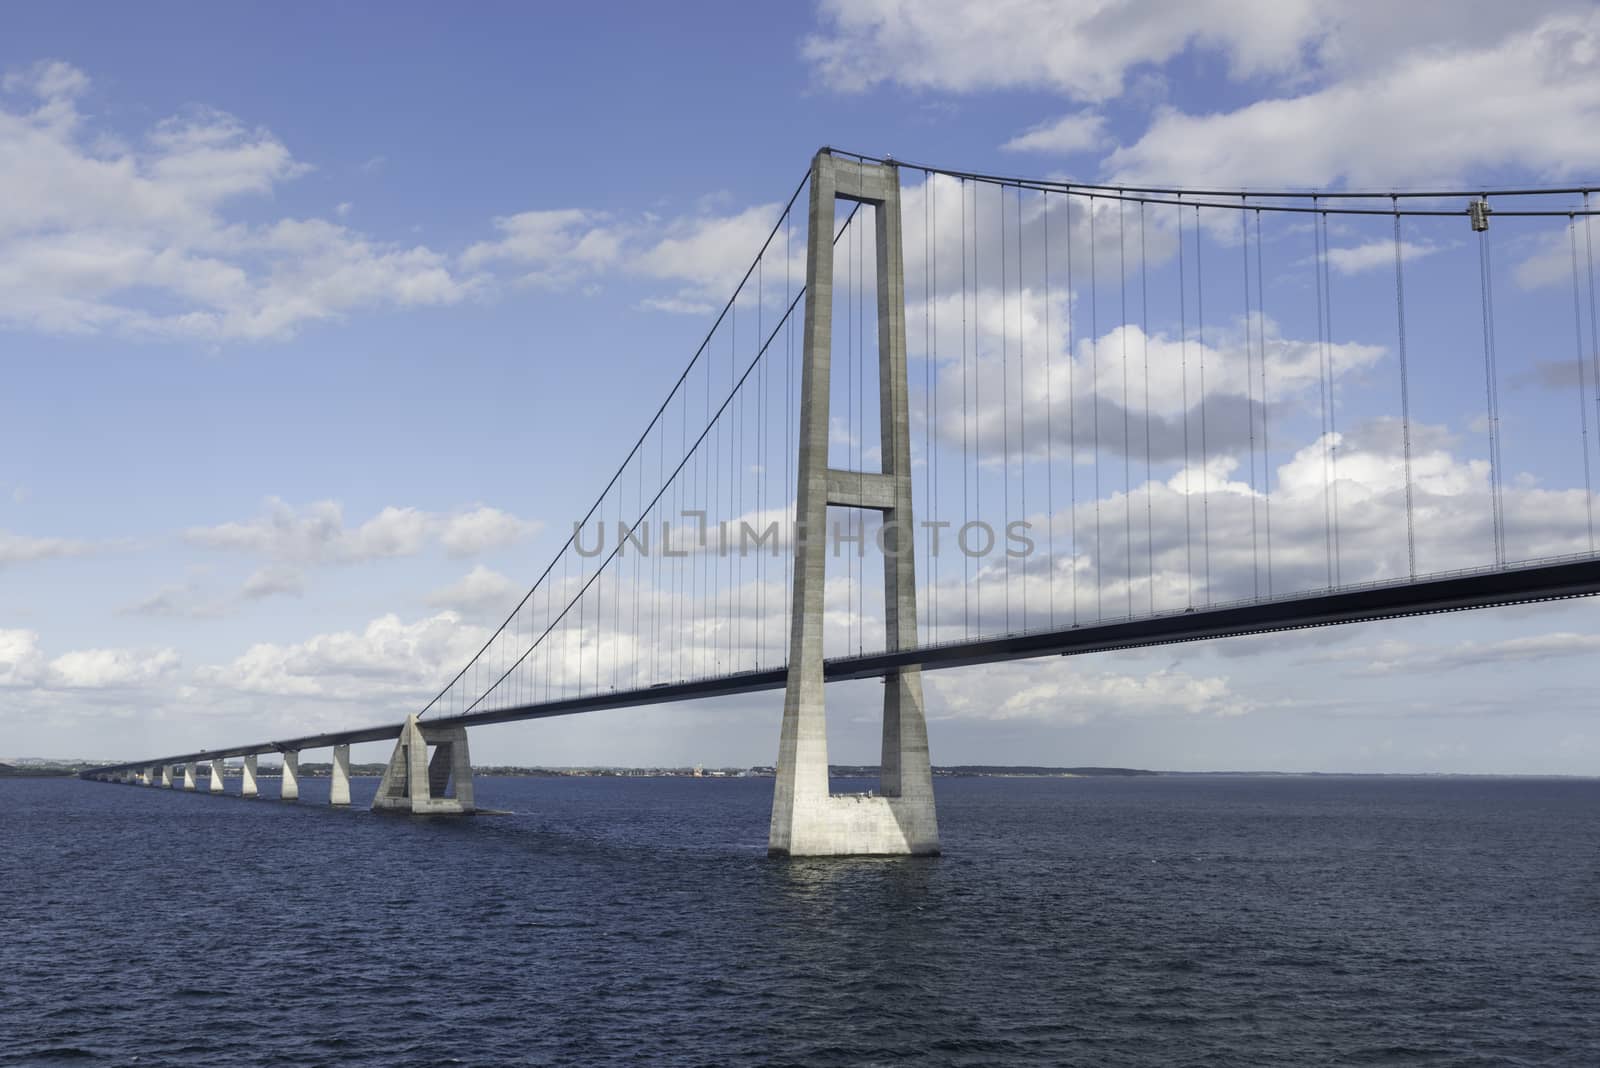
{"left": 83, "top": 555, "right": 1600, "bottom": 775}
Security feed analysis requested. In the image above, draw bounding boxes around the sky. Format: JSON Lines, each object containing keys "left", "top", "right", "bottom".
{"left": 4, "top": 1, "right": 1600, "bottom": 774}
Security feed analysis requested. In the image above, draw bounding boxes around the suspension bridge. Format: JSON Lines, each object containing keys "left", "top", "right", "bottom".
{"left": 84, "top": 149, "right": 1600, "bottom": 855}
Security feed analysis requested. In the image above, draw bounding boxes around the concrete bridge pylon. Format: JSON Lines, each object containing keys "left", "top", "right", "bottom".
{"left": 768, "top": 150, "right": 940, "bottom": 857}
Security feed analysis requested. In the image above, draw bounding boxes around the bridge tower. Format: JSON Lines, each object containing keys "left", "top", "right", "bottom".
{"left": 769, "top": 150, "right": 939, "bottom": 856}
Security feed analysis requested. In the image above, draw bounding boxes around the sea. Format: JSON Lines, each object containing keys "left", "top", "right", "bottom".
{"left": 2, "top": 774, "right": 1597, "bottom": 1066}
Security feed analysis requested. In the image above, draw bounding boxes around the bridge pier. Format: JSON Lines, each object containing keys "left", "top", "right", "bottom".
{"left": 161, "top": 765, "right": 173, "bottom": 788}
{"left": 280, "top": 751, "right": 299, "bottom": 801}
{"left": 208, "top": 758, "right": 224, "bottom": 794}
{"left": 330, "top": 744, "right": 351, "bottom": 806}
{"left": 769, "top": 150, "right": 939, "bottom": 857}
{"left": 372, "top": 715, "right": 475, "bottom": 814}
{"left": 182, "top": 763, "right": 196, "bottom": 791}
{"left": 241, "top": 754, "right": 258, "bottom": 798}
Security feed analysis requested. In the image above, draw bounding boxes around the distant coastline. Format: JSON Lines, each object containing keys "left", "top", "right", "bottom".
{"left": 8, "top": 759, "right": 1595, "bottom": 780}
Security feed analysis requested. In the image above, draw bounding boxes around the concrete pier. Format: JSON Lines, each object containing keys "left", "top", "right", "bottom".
{"left": 241, "top": 754, "right": 258, "bottom": 798}
{"left": 182, "top": 763, "right": 196, "bottom": 791}
{"left": 161, "top": 765, "right": 173, "bottom": 788}
{"left": 372, "top": 715, "right": 475, "bottom": 814}
{"left": 140, "top": 767, "right": 153, "bottom": 786}
{"left": 280, "top": 751, "right": 299, "bottom": 801}
{"left": 330, "top": 744, "right": 351, "bottom": 806}
{"left": 208, "top": 758, "right": 224, "bottom": 794}
{"left": 769, "top": 151, "right": 939, "bottom": 857}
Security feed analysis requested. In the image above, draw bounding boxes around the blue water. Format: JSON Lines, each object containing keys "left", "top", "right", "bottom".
{"left": 3, "top": 774, "right": 1597, "bottom": 1065}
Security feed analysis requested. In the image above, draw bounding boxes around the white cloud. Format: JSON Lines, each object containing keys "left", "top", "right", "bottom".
{"left": 48, "top": 647, "right": 180, "bottom": 689}
{"left": 199, "top": 611, "right": 489, "bottom": 702}
{"left": 241, "top": 565, "right": 305, "bottom": 600}
{"left": 427, "top": 565, "right": 519, "bottom": 618}
{"left": 1002, "top": 112, "right": 1107, "bottom": 154}
{"left": 638, "top": 297, "right": 715, "bottom": 316}
{"left": 124, "top": 582, "right": 231, "bottom": 619}
{"left": 0, "top": 529, "right": 98, "bottom": 567}
{"left": 0, "top": 61, "right": 474, "bottom": 341}
{"left": 460, "top": 208, "right": 623, "bottom": 286}
{"left": 1324, "top": 239, "right": 1436, "bottom": 276}
{"left": 184, "top": 498, "right": 542, "bottom": 565}
{"left": 803, "top": 0, "right": 1326, "bottom": 99}
{"left": 1, "top": 627, "right": 181, "bottom": 691}
{"left": 0, "top": 629, "right": 46, "bottom": 687}
{"left": 1104, "top": 11, "right": 1600, "bottom": 187}
{"left": 439, "top": 507, "right": 543, "bottom": 558}
{"left": 927, "top": 658, "right": 1249, "bottom": 723}
{"left": 460, "top": 199, "right": 796, "bottom": 310}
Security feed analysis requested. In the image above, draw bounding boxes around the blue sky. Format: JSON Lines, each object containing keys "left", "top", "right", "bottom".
{"left": 4, "top": 2, "right": 1600, "bottom": 773}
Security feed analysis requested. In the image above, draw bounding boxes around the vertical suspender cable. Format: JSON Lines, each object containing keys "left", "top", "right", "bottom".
{"left": 961, "top": 178, "right": 971, "bottom": 639}
{"left": 924, "top": 172, "right": 933, "bottom": 644}
{"left": 1478, "top": 211, "right": 1505, "bottom": 565}
{"left": 1045, "top": 190, "right": 1056, "bottom": 627}
{"left": 1067, "top": 190, "right": 1079, "bottom": 625}
{"left": 1314, "top": 201, "right": 1334, "bottom": 587}
{"left": 756, "top": 256, "right": 765, "bottom": 669}
{"left": 1018, "top": 187, "right": 1028, "bottom": 630}
{"left": 1394, "top": 201, "right": 1418, "bottom": 578}
{"left": 1586, "top": 192, "right": 1600, "bottom": 546}
{"left": 1120, "top": 197, "right": 1133, "bottom": 615}
{"left": 1178, "top": 196, "right": 1193, "bottom": 609}
{"left": 1002, "top": 184, "right": 1012, "bottom": 633}
{"left": 930, "top": 176, "right": 939, "bottom": 642}
{"left": 1256, "top": 210, "right": 1272, "bottom": 597}
{"left": 784, "top": 207, "right": 792, "bottom": 662}
{"left": 1323, "top": 211, "right": 1342, "bottom": 586}
{"left": 857, "top": 165, "right": 864, "bottom": 653}
{"left": 974, "top": 182, "right": 983, "bottom": 635}
{"left": 1571, "top": 214, "right": 1595, "bottom": 551}
{"left": 1242, "top": 197, "right": 1259, "bottom": 598}
{"left": 966, "top": 180, "right": 979, "bottom": 639}
{"left": 1140, "top": 202, "right": 1154, "bottom": 613}
{"left": 1090, "top": 195, "right": 1103, "bottom": 620}
{"left": 1195, "top": 204, "right": 1211, "bottom": 602}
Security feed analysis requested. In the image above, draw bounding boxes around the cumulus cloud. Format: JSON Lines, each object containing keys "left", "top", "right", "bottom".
{"left": 198, "top": 611, "right": 490, "bottom": 702}
{"left": 0, "top": 628, "right": 178, "bottom": 690}
{"left": 460, "top": 208, "right": 623, "bottom": 286}
{"left": 462, "top": 198, "right": 798, "bottom": 312}
{"left": 1002, "top": 112, "right": 1107, "bottom": 155}
{"left": 184, "top": 499, "right": 540, "bottom": 565}
{"left": 0, "top": 61, "right": 474, "bottom": 341}
{"left": 803, "top": 0, "right": 1327, "bottom": 98}
{"left": 1104, "top": 10, "right": 1600, "bottom": 187}
{"left": 427, "top": 565, "right": 519, "bottom": 619}
{"left": 439, "top": 507, "right": 543, "bottom": 557}
{"left": 1324, "top": 239, "right": 1437, "bottom": 276}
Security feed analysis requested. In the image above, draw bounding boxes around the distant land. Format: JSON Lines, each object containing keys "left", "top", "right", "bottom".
{"left": 6, "top": 759, "right": 1593, "bottom": 780}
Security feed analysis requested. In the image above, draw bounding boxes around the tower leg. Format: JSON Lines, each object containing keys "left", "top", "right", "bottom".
{"left": 769, "top": 150, "right": 939, "bottom": 857}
